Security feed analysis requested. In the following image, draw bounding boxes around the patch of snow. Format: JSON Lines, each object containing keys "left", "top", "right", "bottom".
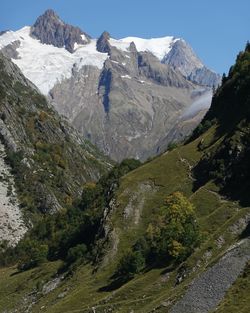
{"left": 111, "top": 60, "right": 119, "bottom": 64}
{"left": 121, "top": 75, "right": 131, "bottom": 79}
{"left": 109, "top": 38, "right": 130, "bottom": 51}
{"left": 81, "top": 34, "right": 87, "bottom": 41}
{"left": 110, "top": 36, "right": 179, "bottom": 61}
{"left": 122, "top": 62, "right": 126, "bottom": 66}
{"left": 126, "top": 133, "right": 142, "bottom": 141}
{"left": 0, "top": 26, "right": 108, "bottom": 94}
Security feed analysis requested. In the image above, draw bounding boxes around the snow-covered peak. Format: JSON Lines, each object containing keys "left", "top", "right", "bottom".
{"left": 0, "top": 23, "right": 216, "bottom": 95}
{"left": 0, "top": 26, "right": 108, "bottom": 94}
{"left": 109, "top": 36, "right": 180, "bottom": 61}
{"left": 36, "top": 9, "right": 64, "bottom": 26}
{"left": 30, "top": 9, "right": 91, "bottom": 53}
{"left": 0, "top": 26, "right": 30, "bottom": 47}
{"left": 0, "top": 26, "right": 182, "bottom": 95}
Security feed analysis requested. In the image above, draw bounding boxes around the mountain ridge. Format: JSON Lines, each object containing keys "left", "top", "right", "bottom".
{"left": 0, "top": 9, "right": 220, "bottom": 161}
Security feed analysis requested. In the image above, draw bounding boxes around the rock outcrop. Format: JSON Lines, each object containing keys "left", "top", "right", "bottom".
{"left": 0, "top": 40, "right": 20, "bottom": 59}
{"left": 0, "top": 142, "right": 27, "bottom": 246}
{"left": 30, "top": 9, "right": 90, "bottom": 53}
{"left": 163, "top": 39, "right": 221, "bottom": 87}
{"left": 96, "top": 31, "right": 111, "bottom": 53}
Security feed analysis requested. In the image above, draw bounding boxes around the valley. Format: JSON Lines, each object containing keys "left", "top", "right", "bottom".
{"left": 0, "top": 6, "right": 249, "bottom": 313}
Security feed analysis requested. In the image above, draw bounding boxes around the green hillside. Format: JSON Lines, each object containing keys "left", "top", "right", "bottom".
{"left": 0, "top": 46, "right": 250, "bottom": 313}
{"left": 0, "top": 125, "right": 249, "bottom": 312}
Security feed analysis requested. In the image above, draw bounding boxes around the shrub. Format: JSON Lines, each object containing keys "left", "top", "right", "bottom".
{"left": 80, "top": 182, "right": 99, "bottom": 210}
{"left": 66, "top": 243, "right": 87, "bottom": 264}
{"left": 168, "top": 142, "right": 178, "bottom": 151}
{"left": 38, "top": 110, "right": 49, "bottom": 122}
{"left": 192, "top": 120, "right": 213, "bottom": 139}
{"left": 17, "top": 240, "right": 48, "bottom": 271}
{"left": 116, "top": 250, "right": 145, "bottom": 278}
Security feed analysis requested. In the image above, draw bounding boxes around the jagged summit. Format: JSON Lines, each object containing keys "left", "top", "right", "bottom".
{"left": 30, "top": 9, "right": 91, "bottom": 53}
{"left": 96, "top": 31, "right": 111, "bottom": 53}
{"left": 38, "top": 9, "right": 64, "bottom": 25}
{"left": 163, "top": 39, "right": 221, "bottom": 86}
{"left": 0, "top": 30, "right": 8, "bottom": 36}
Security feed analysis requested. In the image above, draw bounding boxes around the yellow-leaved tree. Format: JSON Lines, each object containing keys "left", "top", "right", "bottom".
{"left": 146, "top": 192, "right": 200, "bottom": 262}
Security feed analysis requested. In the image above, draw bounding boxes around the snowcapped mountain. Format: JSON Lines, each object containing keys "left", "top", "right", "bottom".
{"left": 30, "top": 9, "right": 91, "bottom": 52}
{"left": 0, "top": 26, "right": 107, "bottom": 94}
{"left": 0, "top": 9, "right": 220, "bottom": 160}
{"left": 109, "top": 36, "right": 178, "bottom": 60}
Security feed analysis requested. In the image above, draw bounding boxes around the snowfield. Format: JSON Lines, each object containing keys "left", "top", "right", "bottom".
{"left": 0, "top": 26, "right": 181, "bottom": 94}
{"left": 110, "top": 36, "right": 179, "bottom": 60}
{"left": 0, "top": 27, "right": 108, "bottom": 94}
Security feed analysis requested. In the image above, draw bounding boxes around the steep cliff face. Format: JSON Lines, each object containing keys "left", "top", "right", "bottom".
{"left": 163, "top": 39, "right": 221, "bottom": 87}
{"left": 0, "top": 141, "right": 27, "bottom": 246}
{"left": 50, "top": 40, "right": 211, "bottom": 161}
{"left": 0, "top": 53, "right": 111, "bottom": 245}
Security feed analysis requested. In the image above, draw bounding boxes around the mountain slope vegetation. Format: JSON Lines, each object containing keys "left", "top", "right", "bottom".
{"left": 0, "top": 52, "right": 111, "bottom": 248}
{"left": 193, "top": 42, "right": 250, "bottom": 205}
{"left": 0, "top": 46, "right": 250, "bottom": 313}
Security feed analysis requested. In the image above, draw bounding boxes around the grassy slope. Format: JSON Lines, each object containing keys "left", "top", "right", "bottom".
{"left": 1, "top": 125, "right": 249, "bottom": 313}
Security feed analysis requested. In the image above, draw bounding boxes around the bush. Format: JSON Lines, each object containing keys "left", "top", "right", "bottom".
{"left": 168, "top": 142, "right": 178, "bottom": 151}
{"left": 66, "top": 243, "right": 87, "bottom": 264}
{"left": 116, "top": 250, "right": 145, "bottom": 278}
{"left": 17, "top": 240, "right": 48, "bottom": 271}
{"left": 80, "top": 182, "right": 100, "bottom": 210}
{"left": 192, "top": 120, "right": 213, "bottom": 139}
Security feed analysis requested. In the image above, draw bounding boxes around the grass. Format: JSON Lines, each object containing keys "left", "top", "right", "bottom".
{"left": 0, "top": 126, "right": 249, "bottom": 312}
{"left": 0, "top": 261, "right": 61, "bottom": 312}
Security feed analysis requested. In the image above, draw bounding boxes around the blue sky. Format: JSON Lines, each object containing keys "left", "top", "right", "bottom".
{"left": 0, "top": 0, "right": 249, "bottom": 74}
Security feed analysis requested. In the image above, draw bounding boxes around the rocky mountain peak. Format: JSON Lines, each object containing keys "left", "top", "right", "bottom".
{"left": 101, "top": 31, "right": 111, "bottom": 40}
{"left": 0, "top": 30, "right": 8, "bottom": 36}
{"left": 30, "top": 9, "right": 91, "bottom": 53}
{"left": 162, "top": 39, "right": 220, "bottom": 87}
{"left": 129, "top": 41, "right": 137, "bottom": 53}
{"left": 39, "top": 9, "right": 64, "bottom": 24}
{"left": 162, "top": 39, "right": 203, "bottom": 75}
{"left": 96, "top": 31, "right": 111, "bottom": 53}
